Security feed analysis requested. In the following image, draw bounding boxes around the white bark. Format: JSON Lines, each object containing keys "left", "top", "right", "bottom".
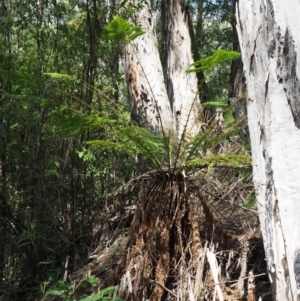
{"left": 163, "top": 0, "right": 202, "bottom": 139}
{"left": 123, "top": 1, "right": 174, "bottom": 135}
{"left": 237, "top": 1, "right": 300, "bottom": 299}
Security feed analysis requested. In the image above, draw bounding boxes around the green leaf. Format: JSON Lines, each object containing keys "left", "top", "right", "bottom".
{"left": 103, "top": 15, "right": 145, "bottom": 44}
{"left": 16, "top": 234, "right": 31, "bottom": 248}
{"left": 187, "top": 49, "right": 241, "bottom": 72}
{"left": 31, "top": 219, "right": 38, "bottom": 229}
{"left": 85, "top": 277, "right": 100, "bottom": 285}
{"left": 46, "top": 289, "right": 65, "bottom": 296}
{"left": 58, "top": 280, "right": 66, "bottom": 289}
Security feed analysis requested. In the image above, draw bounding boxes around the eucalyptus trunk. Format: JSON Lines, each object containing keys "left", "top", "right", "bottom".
{"left": 123, "top": 1, "right": 174, "bottom": 135}
{"left": 237, "top": 1, "right": 300, "bottom": 299}
{"left": 123, "top": 0, "right": 201, "bottom": 139}
{"left": 162, "top": 0, "right": 202, "bottom": 138}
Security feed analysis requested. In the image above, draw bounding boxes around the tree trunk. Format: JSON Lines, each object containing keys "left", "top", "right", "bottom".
{"left": 237, "top": 1, "right": 300, "bottom": 299}
{"left": 162, "top": 0, "right": 202, "bottom": 138}
{"left": 192, "top": 0, "right": 207, "bottom": 103}
{"left": 123, "top": 1, "right": 202, "bottom": 139}
{"left": 123, "top": 1, "right": 174, "bottom": 135}
{"left": 228, "top": 0, "right": 248, "bottom": 142}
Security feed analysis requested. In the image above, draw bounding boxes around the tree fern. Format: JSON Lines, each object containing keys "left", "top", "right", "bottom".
{"left": 47, "top": 44, "right": 249, "bottom": 175}
{"left": 49, "top": 80, "right": 250, "bottom": 174}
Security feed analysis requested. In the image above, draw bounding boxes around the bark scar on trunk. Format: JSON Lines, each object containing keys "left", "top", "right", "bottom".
{"left": 294, "top": 252, "right": 300, "bottom": 289}
{"left": 280, "top": 29, "right": 300, "bottom": 128}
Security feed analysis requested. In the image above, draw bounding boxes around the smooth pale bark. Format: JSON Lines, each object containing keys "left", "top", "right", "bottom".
{"left": 237, "top": 1, "right": 300, "bottom": 299}
{"left": 163, "top": 0, "right": 202, "bottom": 139}
{"left": 123, "top": 2, "right": 174, "bottom": 134}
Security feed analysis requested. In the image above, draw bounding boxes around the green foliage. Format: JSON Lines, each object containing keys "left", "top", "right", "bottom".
{"left": 0, "top": 1, "right": 251, "bottom": 300}
{"left": 44, "top": 73, "right": 77, "bottom": 81}
{"left": 103, "top": 15, "right": 145, "bottom": 44}
{"left": 0, "top": 1, "right": 132, "bottom": 299}
{"left": 51, "top": 107, "right": 166, "bottom": 168}
{"left": 45, "top": 277, "right": 122, "bottom": 301}
{"left": 202, "top": 99, "right": 228, "bottom": 107}
{"left": 48, "top": 46, "right": 248, "bottom": 171}
{"left": 187, "top": 49, "right": 241, "bottom": 73}
{"left": 79, "top": 286, "right": 123, "bottom": 301}
{"left": 242, "top": 190, "right": 256, "bottom": 209}
{"left": 186, "top": 154, "right": 251, "bottom": 170}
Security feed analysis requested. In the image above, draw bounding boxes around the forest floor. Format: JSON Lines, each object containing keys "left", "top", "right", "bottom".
{"left": 46, "top": 174, "right": 273, "bottom": 301}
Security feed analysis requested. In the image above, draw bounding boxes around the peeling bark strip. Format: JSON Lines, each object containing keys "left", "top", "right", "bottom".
{"left": 123, "top": 1, "right": 174, "bottom": 134}
{"left": 237, "top": 0, "right": 300, "bottom": 299}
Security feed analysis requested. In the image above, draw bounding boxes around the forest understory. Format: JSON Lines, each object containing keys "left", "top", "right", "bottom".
{"left": 0, "top": 0, "right": 277, "bottom": 300}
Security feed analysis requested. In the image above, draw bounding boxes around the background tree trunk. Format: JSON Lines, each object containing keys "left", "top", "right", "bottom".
{"left": 124, "top": 0, "right": 202, "bottom": 138}
{"left": 123, "top": 1, "right": 174, "bottom": 134}
{"left": 228, "top": 0, "right": 248, "bottom": 142}
{"left": 162, "top": 0, "right": 202, "bottom": 138}
{"left": 237, "top": 1, "right": 300, "bottom": 299}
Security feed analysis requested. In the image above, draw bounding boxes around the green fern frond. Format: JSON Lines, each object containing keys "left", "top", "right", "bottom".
{"left": 186, "top": 154, "right": 251, "bottom": 169}
{"left": 52, "top": 110, "right": 166, "bottom": 168}
{"left": 51, "top": 113, "right": 85, "bottom": 135}
{"left": 86, "top": 139, "right": 137, "bottom": 153}
{"left": 182, "top": 125, "right": 215, "bottom": 163}
{"left": 202, "top": 125, "right": 239, "bottom": 153}
{"left": 85, "top": 115, "right": 122, "bottom": 127}
{"left": 103, "top": 15, "right": 145, "bottom": 44}
{"left": 186, "top": 49, "right": 240, "bottom": 73}
{"left": 116, "top": 126, "right": 165, "bottom": 166}
{"left": 87, "top": 127, "right": 165, "bottom": 167}
{"left": 180, "top": 108, "right": 247, "bottom": 167}
{"left": 46, "top": 56, "right": 248, "bottom": 173}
